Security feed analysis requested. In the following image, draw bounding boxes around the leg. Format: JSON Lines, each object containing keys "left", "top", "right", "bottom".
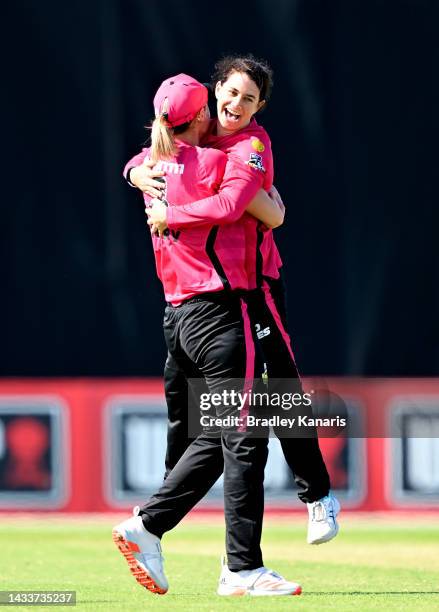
{"left": 248, "top": 277, "right": 330, "bottom": 503}
{"left": 180, "top": 296, "right": 268, "bottom": 570}
{"left": 115, "top": 295, "right": 299, "bottom": 594}
{"left": 140, "top": 304, "right": 224, "bottom": 533}
{"left": 140, "top": 433, "right": 224, "bottom": 536}
{"left": 163, "top": 351, "right": 208, "bottom": 478}
{"left": 220, "top": 432, "right": 267, "bottom": 570}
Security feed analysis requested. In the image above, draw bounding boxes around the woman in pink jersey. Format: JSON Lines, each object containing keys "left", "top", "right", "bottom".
{"left": 132, "top": 55, "right": 340, "bottom": 545}
{"left": 114, "top": 73, "right": 302, "bottom": 598}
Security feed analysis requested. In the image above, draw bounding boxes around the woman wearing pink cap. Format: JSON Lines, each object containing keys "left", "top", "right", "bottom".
{"left": 130, "top": 55, "right": 340, "bottom": 549}
{"left": 114, "top": 73, "right": 302, "bottom": 597}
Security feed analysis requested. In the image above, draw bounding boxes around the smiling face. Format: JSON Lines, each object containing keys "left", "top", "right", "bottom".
{"left": 215, "top": 71, "right": 265, "bottom": 136}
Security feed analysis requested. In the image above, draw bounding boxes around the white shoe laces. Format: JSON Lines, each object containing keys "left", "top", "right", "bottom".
{"left": 312, "top": 501, "right": 326, "bottom": 521}
{"left": 140, "top": 550, "right": 165, "bottom": 564}
{"left": 251, "top": 568, "right": 289, "bottom": 590}
{"left": 311, "top": 497, "right": 335, "bottom": 522}
{"left": 266, "top": 570, "right": 283, "bottom": 580}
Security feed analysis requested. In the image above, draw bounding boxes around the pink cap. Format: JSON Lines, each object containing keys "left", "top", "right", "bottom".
{"left": 153, "top": 73, "right": 208, "bottom": 128}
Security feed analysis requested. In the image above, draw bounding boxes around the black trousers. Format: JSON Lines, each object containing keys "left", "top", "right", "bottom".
{"left": 140, "top": 292, "right": 268, "bottom": 571}
{"left": 164, "top": 275, "right": 330, "bottom": 503}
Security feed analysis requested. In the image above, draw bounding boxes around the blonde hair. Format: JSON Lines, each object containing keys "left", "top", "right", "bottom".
{"left": 150, "top": 114, "right": 176, "bottom": 162}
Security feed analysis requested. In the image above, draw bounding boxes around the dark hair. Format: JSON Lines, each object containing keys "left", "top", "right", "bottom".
{"left": 211, "top": 54, "right": 273, "bottom": 103}
{"left": 173, "top": 121, "right": 191, "bottom": 135}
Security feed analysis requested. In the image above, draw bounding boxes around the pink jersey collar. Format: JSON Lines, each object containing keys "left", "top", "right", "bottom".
{"left": 201, "top": 117, "right": 261, "bottom": 146}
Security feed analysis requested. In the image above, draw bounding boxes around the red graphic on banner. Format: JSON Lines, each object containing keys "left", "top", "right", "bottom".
{"left": 4, "top": 417, "right": 51, "bottom": 489}
{"left": 320, "top": 438, "right": 348, "bottom": 489}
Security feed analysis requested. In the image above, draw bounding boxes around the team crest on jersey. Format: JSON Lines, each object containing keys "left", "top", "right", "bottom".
{"left": 246, "top": 152, "right": 266, "bottom": 173}
{"left": 251, "top": 137, "right": 265, "bottom": 153}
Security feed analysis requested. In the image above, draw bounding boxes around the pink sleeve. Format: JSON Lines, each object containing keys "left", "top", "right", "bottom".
{"left": 229, "top": 133, "right": 273, "bottom": 189}
{"left": 122, "top": 148, "right": 149, "bottom": 179}
{"left": 167, "top": 154, "right": 265, "bottom": 229}
{"left": 199, "top": 149, "right": 228, "bottom": 193}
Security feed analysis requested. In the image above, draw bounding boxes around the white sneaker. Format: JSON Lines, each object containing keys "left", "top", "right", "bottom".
{"left": 307, "top": 493, "right": 340, "bottom": 545}
{"left": 112, "top": 507, "right": 168, "bottom": 595}
{"left": 217, "top": 557, "right": 302, "bottom": 596}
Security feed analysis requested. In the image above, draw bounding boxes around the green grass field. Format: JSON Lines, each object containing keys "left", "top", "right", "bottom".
{"left": 1, "top": 516, "right": 438, "bottom": 610}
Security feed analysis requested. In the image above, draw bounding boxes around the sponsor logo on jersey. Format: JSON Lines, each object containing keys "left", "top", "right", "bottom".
{"left": 246, "top": 153, "right": 266, "bottom": 173}
{"left": 251, "top": 137, "right": 265, "bottom": 153}
{"left": 154, "top": 161, "right": 185, "bottom": 175}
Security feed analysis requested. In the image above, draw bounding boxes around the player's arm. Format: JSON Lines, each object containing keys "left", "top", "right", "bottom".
{"left": 165, "top": 136, "right": 277, "bottom": 229}
{"left": 146, "top": 151, "right": 250, "bottom": 234}
{"left": 148, "top": 180, "right": 283, "bottom": 234}
{"left": 123, "top": 151, "right": 165, "bottom": 197}
{"left": 164, "top": 154, "right": 263, "bottom": 229}
{"left": 166, "top": 176, "right": 284, "bottom": 229}
{"left": 246, "top": 188, "right": 284, "bottom": 229}
{"left": 139, "top": 138, "right": 282, "bottom": 228}
{"left": 145, "top": 164, "right": 282, "bottom": 229}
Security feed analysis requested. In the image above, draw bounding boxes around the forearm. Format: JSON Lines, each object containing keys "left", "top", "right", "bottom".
{"left": 246, "top": 189, "right": 284, "bottom": 228}
{"left": 123, "top": 150, "right": 148, "bottom": 180}
{"left": 123, "top": 152, "right": 166, "bottom": 197}
{"left": 167, "top": 158, "right": 263, "bottom": 229}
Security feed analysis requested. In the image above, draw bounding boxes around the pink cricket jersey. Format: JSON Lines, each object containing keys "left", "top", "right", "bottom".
{"left": 123, "top": 141, "right": 259, "bottom": 305}
{"left": 203, "top": 119, "right": 283, "bottom": 287}
{"left": 162, "top": 119, "right": 283, "bottom": 288}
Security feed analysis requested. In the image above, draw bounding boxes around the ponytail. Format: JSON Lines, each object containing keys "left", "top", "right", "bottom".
{"left": 150, "top": 114, "right": 176, "bottom": 162}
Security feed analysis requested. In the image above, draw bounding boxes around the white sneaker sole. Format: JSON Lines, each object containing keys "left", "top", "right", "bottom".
{"left": 112, "top": 529, "right": 167, "bottom": 595}
{"left": 217, "top": 584, "right": 302, "bottom": 596}
{"left": 308, "top": 520, "right": 339, "bottom": 545}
